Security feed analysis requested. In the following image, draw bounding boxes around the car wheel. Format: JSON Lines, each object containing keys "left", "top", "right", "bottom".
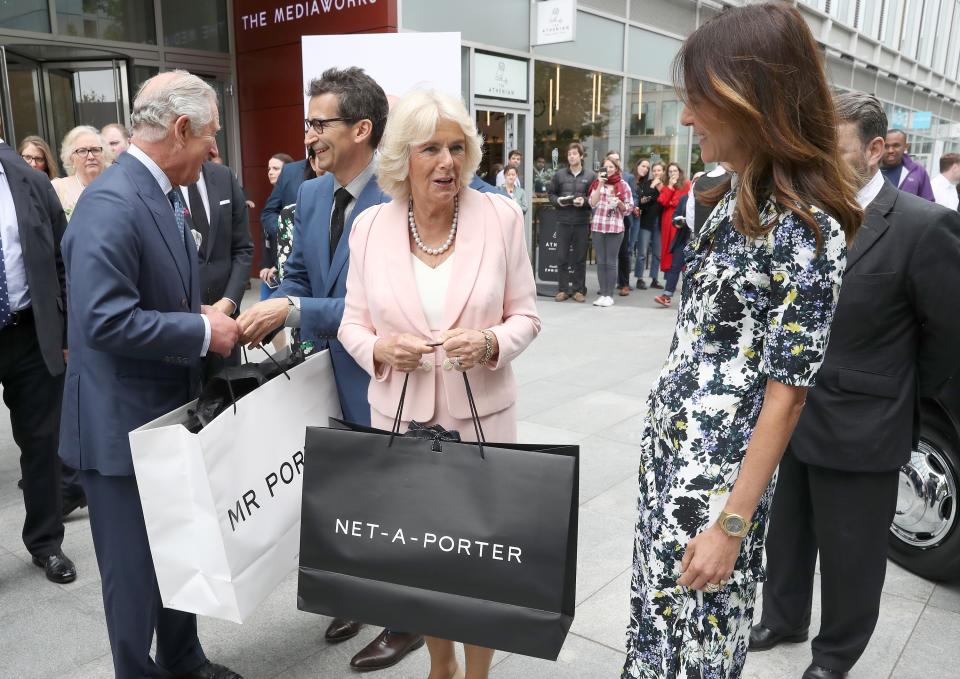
{"left": 889, "top": 423, "right": 960, "bottom": 581}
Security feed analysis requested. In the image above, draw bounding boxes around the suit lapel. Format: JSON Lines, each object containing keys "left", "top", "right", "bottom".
{"left": 121, "top": 154, "right": 191, "bottom": 299}
{"left": 383, "top": 201, "right": 432, "bottom": 337}
{"left": 846, "top": 181, "right": 895, "bottom": 273}
{"left": 313, "top": 175, "right": 334, "bottom": 285}
{"left": 2, "top": 156, "right": 40, "bottom": 279}
{"left": 442, "top": 190, "right": 484, "bottom": 329}
{"left": 201, "top": 163, "right": 220, "bottom": 261}
{"left": 326, "top": 179, "right": 381, "bottom": 292}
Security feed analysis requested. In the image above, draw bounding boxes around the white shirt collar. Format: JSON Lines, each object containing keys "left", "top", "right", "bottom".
{"left": 127, "top": 143, "right": 174, "bottom": 196}
{"left": 857, "top": 170, "right": 885, "bottom": 209}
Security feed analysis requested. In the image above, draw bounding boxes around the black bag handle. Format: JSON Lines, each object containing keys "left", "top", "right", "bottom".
{"left": 388, "top": 370, "right": 486, "bottom": 459}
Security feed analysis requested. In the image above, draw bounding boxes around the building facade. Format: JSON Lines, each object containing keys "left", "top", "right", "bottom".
{"left": 2, "top": 0, "right": 958, "bottom": 267}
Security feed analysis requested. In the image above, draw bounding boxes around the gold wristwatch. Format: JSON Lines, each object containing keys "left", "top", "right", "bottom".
{"left": 718, "top": 511, "right": 750, "bottom": 538}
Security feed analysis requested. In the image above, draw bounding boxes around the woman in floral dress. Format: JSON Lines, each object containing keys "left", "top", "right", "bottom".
{"left": 622, "top": 4, "right": 864, "bottom": 678}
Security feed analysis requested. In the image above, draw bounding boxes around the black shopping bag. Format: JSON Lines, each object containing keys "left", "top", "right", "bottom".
{"left": 297, "top": 375, "right": 579, "bottom": 660}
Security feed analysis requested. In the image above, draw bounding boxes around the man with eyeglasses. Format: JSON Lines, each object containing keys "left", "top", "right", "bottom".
{"left": 237, "top": 66, "right": 426, "bottom": 674}
{"left": 0, "top": 119, "right": 78, "bottom": 586}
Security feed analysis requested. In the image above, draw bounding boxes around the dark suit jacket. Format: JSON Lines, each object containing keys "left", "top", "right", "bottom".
{"left": 273, "top": 171, "right": 389, "bottom": 425}
{"left": 790, "top": 181, "right": 960, "bottom": 472}
{"left": 260, "top": 159, "right": 308, "bottom": 267}
{"left": 0, "top": 142, "right": 67, "bottom": 376}
{"left": 59, "top": 152, "right": 205, "bottom": 476}
{"left": 190, "top": 162, "right": 253, "bottom": 309}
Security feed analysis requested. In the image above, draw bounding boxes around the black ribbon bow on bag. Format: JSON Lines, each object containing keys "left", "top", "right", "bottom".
{"left": 404, "top": 421, "right": 462, "bottom": 452}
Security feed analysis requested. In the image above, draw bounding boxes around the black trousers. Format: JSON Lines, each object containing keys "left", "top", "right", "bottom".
{"left": 616, "top": 221, "right": 631, "bottom": 288}
{"left": 556, "top": 223, "right": 589, "bottom": 295}
{"left": 0, "top": 314, "right": 65, "bottom": 558}
{"left": 760, "top": 449, "right": 899, "bottom": 673}
{"left": 82, "top": 470, "right": 207, "bottom": 678}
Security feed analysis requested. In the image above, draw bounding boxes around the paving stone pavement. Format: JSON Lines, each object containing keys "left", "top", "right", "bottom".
{"left": 1, "top": 277, "right": 957, "bottom": 678}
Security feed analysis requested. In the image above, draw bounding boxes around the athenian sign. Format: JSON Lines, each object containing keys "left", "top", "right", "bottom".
{"left": 535, "top": 0, "right": 576, "bottom": 46}
{"left": 474, "top": 52, "right": 528, "bottom": 102}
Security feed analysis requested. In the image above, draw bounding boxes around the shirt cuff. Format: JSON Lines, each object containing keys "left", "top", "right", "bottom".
{"left": 285, "top": 296, "right": 301, "bottom": 328}
{"left": 200, "top": 315, "right": 211, "bottom": 357}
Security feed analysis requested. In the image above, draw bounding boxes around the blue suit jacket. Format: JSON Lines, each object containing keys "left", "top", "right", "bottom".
{"left": 59, "top": 152, "right": 206, "bottom": 476}
{"left": 273, "top": 171, "right": 389, "bottom": 425}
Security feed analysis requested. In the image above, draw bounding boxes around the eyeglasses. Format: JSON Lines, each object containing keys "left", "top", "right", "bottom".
{"left": 21, "top": 154, "right": 45, "bottom": 164}
{"left": 73, "top": 146, "right": 104, "bottom": 157}
{"left": 303, "top": 117, "right": 355, "bottom": 134}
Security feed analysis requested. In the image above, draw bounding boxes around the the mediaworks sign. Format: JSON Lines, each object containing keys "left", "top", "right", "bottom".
{"left": 474, "top": 52, "right": 528, "bottom": 102}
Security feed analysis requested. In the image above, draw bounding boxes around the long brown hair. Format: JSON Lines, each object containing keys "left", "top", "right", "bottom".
{"left": 17, "top": 135, "right": 60, "bottom": 180}
{"left": 675, "top": 1, "right": 861, "bottom": 248}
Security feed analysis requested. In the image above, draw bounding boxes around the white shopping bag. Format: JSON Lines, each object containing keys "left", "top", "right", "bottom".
{"left": 130, "top": 350, "right": 341, "bottom": 623}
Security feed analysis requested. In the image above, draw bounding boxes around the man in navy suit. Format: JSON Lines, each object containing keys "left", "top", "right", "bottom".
{"left": 237, "top": 66, "right": 425, "bottom": 673}
{"left": 60, "top": 70, "right": 242, "bottom": 679}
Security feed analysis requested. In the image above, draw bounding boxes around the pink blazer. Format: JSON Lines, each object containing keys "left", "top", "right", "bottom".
{"left": 338, "top": 187, "right": 541, "bottom": 423}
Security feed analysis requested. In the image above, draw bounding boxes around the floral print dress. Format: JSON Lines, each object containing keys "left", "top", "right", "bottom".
{"left": 622, "top": 186, "right": 847, "bottom": 679}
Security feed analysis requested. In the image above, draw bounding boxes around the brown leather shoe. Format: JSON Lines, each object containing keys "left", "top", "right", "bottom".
{"left": 554, "top": 291, "right": 569, "bottom": 301}
{"left": 573, "top": 292, "right": 586, "bottom": 302}
{"left": 324, "top": 618, "right": 361, "bottom": 643}
{"left": 618, "top": 286, "right": 630, "bottom": 296}
{"left": 350, "top": 629, "right": 425, "bottom": 671}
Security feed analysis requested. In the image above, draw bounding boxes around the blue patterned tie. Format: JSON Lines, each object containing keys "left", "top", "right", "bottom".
{"left": 0, "top": 229, "right": 10, "bottom": 328}
{"left": 167, "top": 189, "right": 187, "bottom": 245}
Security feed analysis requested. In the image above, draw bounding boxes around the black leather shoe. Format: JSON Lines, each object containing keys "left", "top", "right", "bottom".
{"left": 17, "top": 478, "right": 23, "bottom": 490}
{"left": 325, "top": 618, "right": 361, "bottom": 643}
{"left": 802, "top": 663, "right": 847, "bottom": 679}
{"left": 62, "top": 492, "right": 87, "bottom": 518}
{"left": 650, "top": 280, "right": 663, "bottom": 289}
{"left": 350, "top": 630, "right": 425, "bottom": 671}
{"left": 748, "top": 623, "right": 808, "bottom": 651}
{"left": 636, "top": 279, "right": 647, "bottom": 290}
{"left": 32, "top": 552, "right": 77, "bottom": 584}
{"left": 173, "top": 661, "right": 243, "bottom": 679}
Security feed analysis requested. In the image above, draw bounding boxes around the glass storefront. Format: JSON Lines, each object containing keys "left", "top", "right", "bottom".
{"left": 533, "top": 61, "right": 623, "bottom": 175}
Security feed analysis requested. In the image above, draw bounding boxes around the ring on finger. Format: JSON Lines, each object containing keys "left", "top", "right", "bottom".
{"left": 453, "top": 357, "right": 462, "bottom": 369}
{"left": 704, "top": 582, "right": 721, "bottom": 593}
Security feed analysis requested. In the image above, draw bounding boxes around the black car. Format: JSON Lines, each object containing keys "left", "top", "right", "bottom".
{"left": 889, "top": 377, "right": 960, "bottom": 580}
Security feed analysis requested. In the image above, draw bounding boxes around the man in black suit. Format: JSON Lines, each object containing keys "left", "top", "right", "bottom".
{"left": 750, "top": 93, "right": 960, "bottom": 679}
{"left": 0, "top": 132, "right": 77, "bottom": 583}
{"left": 181, "top": 156, "right": 253, "bottom": 376}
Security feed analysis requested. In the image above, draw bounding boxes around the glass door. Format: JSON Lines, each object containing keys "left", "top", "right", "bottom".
{"left": 0, "top": 47, "right": 45, "bottom": 144}
{"left": 0, "top": 51, "right": 129, "bottom": 160}
{"left": 41, "top": 60, "right": 129, "bottom": 159}
{"left": 474, "top": 108, "right": 527, "bottom": 188}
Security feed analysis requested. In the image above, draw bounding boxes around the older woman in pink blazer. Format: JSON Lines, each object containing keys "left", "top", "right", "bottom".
{"left": 338, "top": 89, "right": 540, "bottom": 679}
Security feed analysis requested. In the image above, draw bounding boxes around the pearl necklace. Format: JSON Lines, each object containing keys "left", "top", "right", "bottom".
{"left": 409, "top": 196, "right": 458, "bottom": 256}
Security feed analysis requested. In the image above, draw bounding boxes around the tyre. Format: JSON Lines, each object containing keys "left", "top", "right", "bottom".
{"left": 889, "top": 420, "right": 960, "bottom": 581}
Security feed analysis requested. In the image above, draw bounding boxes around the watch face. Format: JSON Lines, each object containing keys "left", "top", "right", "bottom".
{"left": 724, "top": 515, "right": 746, "bottom": 535}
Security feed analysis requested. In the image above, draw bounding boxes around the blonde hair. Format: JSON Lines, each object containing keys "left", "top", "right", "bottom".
{"left": 60, "top": 125, "right": 113, "bottom": 175}
{"left": 377, "top": 89, "right": 482, "bottom": 201}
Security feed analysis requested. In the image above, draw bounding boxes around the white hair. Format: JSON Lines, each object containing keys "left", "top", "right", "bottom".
{"left": 131, "top": 70, "right": 217, "bottom": 143}
{"left": 377, "top": 89, "right": 482, "bottom": 201}
{"left": 60, "top": 125, "right": 113, "bottom": 175}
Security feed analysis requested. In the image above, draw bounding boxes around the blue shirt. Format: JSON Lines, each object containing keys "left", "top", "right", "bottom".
{"left": 880, "top": 163, "right": 903, "bottom": 188}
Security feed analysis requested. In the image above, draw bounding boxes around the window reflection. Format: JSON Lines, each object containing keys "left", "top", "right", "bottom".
{"left": 624, "top": 79, "right": 691, "bottom": 173}
{"left": 533, "top": 61, "right": 623, "bottom": 174}
{"left": 57, "top": 0, "right": 156, "bottom": 44}
{"left": 0, "top": 0, "right": 50, "bottom": 32}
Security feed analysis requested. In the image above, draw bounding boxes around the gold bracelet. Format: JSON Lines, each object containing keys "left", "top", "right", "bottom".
{"left": 478, "top": 330, "right": 495, "bottom": 366}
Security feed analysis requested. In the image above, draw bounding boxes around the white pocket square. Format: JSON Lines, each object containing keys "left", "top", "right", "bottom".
{"left": 219, "top": 199, "right": 231, "bottom": 205}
